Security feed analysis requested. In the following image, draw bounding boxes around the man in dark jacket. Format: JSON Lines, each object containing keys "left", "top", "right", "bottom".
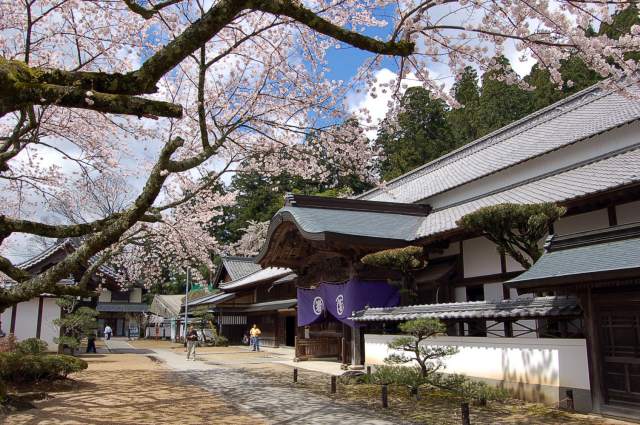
{"left": 186, "top": 325, "right": 198, "bottom": 361}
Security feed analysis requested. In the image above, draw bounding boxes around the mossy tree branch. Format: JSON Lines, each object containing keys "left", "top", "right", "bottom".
{"left": 1, "top": 0, "right": 414, "bottom": 118}
{"left": 0, "top": 137, "right": 184, "bottom": 311}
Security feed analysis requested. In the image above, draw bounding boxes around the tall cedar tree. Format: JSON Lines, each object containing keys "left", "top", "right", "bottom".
{"left": 448, "top": 66, "right": 481, "bottom": 146}
{"left": 476, "top": 56, "right": 534, "bottom": 137}
{"left": 376, "top": 87, "right": 454, "bottom": 181}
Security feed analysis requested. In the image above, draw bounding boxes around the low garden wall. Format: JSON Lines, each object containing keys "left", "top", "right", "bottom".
{"left": 364, "top": 334, "right": 592, "bottom": 412}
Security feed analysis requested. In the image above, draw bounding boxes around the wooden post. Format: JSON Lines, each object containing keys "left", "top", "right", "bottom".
{"left": 461, "top": 402, "right": 470, "bottom": 425}
{"left": 331, "top": 376, "right": 337, "bottom": 394}
{"left": 366, "top": 365, "right": 371, "bottom": 375}
{"left": 381, "top": 384, "right": 388, "bottom": 408}
{"left": 293, "top": 368, "right": 298, "bottom": 383}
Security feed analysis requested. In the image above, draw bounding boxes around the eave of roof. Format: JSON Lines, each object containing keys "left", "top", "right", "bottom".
{"left": 219, "top": 267, "right": 292, "bottom": 291}
{"left": 96, "top": 302, "right": 149, "bottom": 313}
{"left": 507, "top": 223, "right": 640, "bottom": 290}
{"left": 352, "top": 296, "right": 580, "bottom": 322}
{"left": 189, "top": 292, "right": 235, "bottom": 307}
{"left": 217, "top": 298, "right": 297, "bottom": 313}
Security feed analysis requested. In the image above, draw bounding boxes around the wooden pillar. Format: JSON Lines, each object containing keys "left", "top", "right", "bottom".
{"left": 350, "top": 325, "right": 363, "bottom": 369}
{"left": 36, "top": 297, "right": 44, "bottom": 339}
{"left": 583, "top": 287, "right": 604, "bottom": 411}
{"left": 10, "top": 303, "right": 17, "bottom": 334}
{"left": 273, "top": 312, "right": 280, "bottom": 348}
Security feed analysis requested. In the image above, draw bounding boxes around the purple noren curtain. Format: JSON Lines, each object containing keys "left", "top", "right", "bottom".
{"left": 297, "top": 279, "right": 399, "bottom": 328}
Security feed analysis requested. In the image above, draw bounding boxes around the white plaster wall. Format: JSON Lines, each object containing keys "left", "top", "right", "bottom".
{"left": 0, "top": 306, "right": 12, "bottom": 335}
{"left": 554, "top": 209, "right": 609, "bottom": 236}
{"left": 616, "top": 200, "right": 640, "bottom": 225}
{"left": 14, "top": 299, "right": 39, "bottom": 341}
{"left": 454, "top": 287, "right": 467, "bottom": 302}
{"left": 427, "top": 122, "right": 640, "bottom": 209}
{"left": 483, "top": 282, "right": 503, "bottom": 302}
{"left": 99, "top": 289, "right": 112, "bottom": 303}
{"left": 365, "top": 334, "right": 590, "bottom": 390}
{"left": 463, "top": 237, "right": 501, "bottom": 278}
{"left": 40, "top": 298, "right": 60, "bottom": 350}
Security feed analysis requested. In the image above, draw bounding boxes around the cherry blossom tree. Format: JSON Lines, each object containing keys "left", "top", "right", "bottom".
{"left": 0, "top": 0, "right": 638, "bottom": 312}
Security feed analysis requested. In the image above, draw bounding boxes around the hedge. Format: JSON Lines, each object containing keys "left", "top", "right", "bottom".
{"left": 0, "top": 352, "right": 88, "bottom": 383}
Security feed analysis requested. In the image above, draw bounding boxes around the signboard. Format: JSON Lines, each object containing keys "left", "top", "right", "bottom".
{"left": 128, "top": 326, "right": 140, "bottom": 338}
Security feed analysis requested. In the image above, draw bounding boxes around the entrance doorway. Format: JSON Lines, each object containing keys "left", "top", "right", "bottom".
{"left": 597, "top": 294, "right": 640, "bottom": 409}
{"left": 285, "top": 316, "right": 296, "bottom": 347}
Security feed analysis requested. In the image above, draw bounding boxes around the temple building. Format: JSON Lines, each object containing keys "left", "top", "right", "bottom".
{"left": 256, "top": 82, "right": 640, "bottom": 419}
{"left": 0, "top": 239, "right": 141, "bottom": 349}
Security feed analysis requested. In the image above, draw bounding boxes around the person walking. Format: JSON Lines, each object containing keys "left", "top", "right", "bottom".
{"left": 249, "top": 324, "right": 261, "bottom": 352}
{"left": 104, "top": 324, "right": 112, "bottom": 340}
{"left": 86, "top": 332, "right": 97, "bottom": 353}
{"left": 186, "top": 325, "right": 198, "bottom": 361}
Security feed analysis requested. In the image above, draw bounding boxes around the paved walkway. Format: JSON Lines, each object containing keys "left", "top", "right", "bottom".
{"left": 150, "top": 348, "right": 401, "bottom": 425}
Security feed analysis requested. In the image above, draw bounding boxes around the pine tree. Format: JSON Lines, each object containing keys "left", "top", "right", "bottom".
{"left": 375, "top": 87, "right": 454, "bottom": 181}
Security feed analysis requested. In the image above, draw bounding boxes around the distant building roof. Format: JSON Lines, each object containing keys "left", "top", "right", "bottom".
{"left": 218, "top": 256, "right": 262, "bottom": 282}
{"left": 352, "top": 296, "right": 581, "bottom": 322}
{"left": 97, "top": 302, "right": 148, "bottom": 313}
{"left": 219, "top": 267, "right": 292, "bottom": 291}
{"left": 149, "top": 294, "right": 184, "bottom": 318}
{"left": 508, "top": 223, "right": 640, "bottom": 290}
{"left": 218, "top": 299, "right": 297, "bottom": 313}
{"left": 189, "top": 292, "right": 235, "bottom": 307}
{"left": 359, "top": 82, "right": 640, "bottom": 204}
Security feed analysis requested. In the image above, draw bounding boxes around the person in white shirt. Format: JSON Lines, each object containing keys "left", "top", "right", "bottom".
{"left": 104, "top": 324, "right": 113, "bottom": 340}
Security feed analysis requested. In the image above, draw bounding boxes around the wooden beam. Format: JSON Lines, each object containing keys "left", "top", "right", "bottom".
{"left": 36, "top": 296, "right": 44, "bottom": 338}
{"left": 10, "top": 303, "right": 17, "bottom": 334}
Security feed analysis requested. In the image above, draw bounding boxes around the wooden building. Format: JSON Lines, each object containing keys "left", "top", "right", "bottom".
{"left": 0, "top": 239, "right": 123, "bottom": 349}
{"left": 193, "top": 256, "right": 297, "bottom": 348}
{"left": 256, "top": 82, "right": 640, "bottom": 420}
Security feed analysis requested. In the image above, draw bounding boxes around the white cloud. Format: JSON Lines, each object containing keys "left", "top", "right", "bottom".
{"left": 346, "top": 68, "right": 423, "bottom": 139}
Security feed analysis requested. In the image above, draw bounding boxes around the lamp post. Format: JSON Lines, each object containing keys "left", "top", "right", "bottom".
{"left": 183, "top": 267, "right": 190, "bottom": 340}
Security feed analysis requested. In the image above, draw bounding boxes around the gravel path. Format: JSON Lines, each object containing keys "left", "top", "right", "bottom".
{"left": 151, "top": 348, "right": 403, "bottom": 425}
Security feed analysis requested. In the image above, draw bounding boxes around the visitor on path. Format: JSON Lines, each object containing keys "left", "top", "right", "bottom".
{"left": 249, "top": 324, "right": 261, "bottom": 352}
{"left": 186, "top": 325, "right": 199, "bottom": 361}
{"left": 104, "top": 324, "right": 112, "bottom": 340}
{"left": 86, "top": 332, "right": 97, "bottom": 353}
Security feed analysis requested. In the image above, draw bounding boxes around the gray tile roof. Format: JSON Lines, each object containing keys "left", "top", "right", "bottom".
{"left": 189, "top": 292, "right": 235, "bottom": 307}
{"left": 351, "top": 296, "right": 580, "bottom": 322}
{"left": 149, "top": 294, "right": 184, "bottom": 318}
{"left": 221, "top": 256, "right": 262, "bottom": 281}
{"left": 508, "top": 224, "right": 640, "bottom": 288}
{"left": 360, "top": 83, "right": 640, "bottom": 204}
{"left": 96, "top": 302, "right": 148, "bottom": 313}
{"left": 275, "top": 205, "right": 424, "bottom": 241}
{"left": 416, "top": 145, "right": 640, "bottom": 239}
{"left": 219, "top": 267, "right": 292, "bottom": 291}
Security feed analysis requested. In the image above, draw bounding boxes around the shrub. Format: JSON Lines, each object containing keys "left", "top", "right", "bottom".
{"left": 213, "top": 335, "right": 229, "bottom": 347}
{"left": 15, "top": 338, "right": 48, "bottom": 355}
{"left": 429, "top": 373, "right": 510, "bottom": 402}
{"left": 0, "top": 334, "right": 17, "bottom": 353}
{"left": 0, "top": 352, "right": 88, "bottom": 383}
{"left": 361, "top": 365, "right": 428, "bottom": 389}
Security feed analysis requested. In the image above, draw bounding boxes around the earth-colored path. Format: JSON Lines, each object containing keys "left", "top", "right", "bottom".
{"left": 149, "top": 346, "right": 400, "bottom": 425}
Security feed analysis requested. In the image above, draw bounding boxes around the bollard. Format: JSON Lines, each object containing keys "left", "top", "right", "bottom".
{"left": 381, "top": 384, "right": 388, "bottom": 408}
{"left": 331, "top": 376, "right": 337, "bottom": 394}
{"left": 366, "top": 365, "right": 371, "bottom": 375}
{"left": 293, "top": 368, "right": 298, "bottom": 383}
{"left": 461, "top": 402, "right": 470, "bottom": 425}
